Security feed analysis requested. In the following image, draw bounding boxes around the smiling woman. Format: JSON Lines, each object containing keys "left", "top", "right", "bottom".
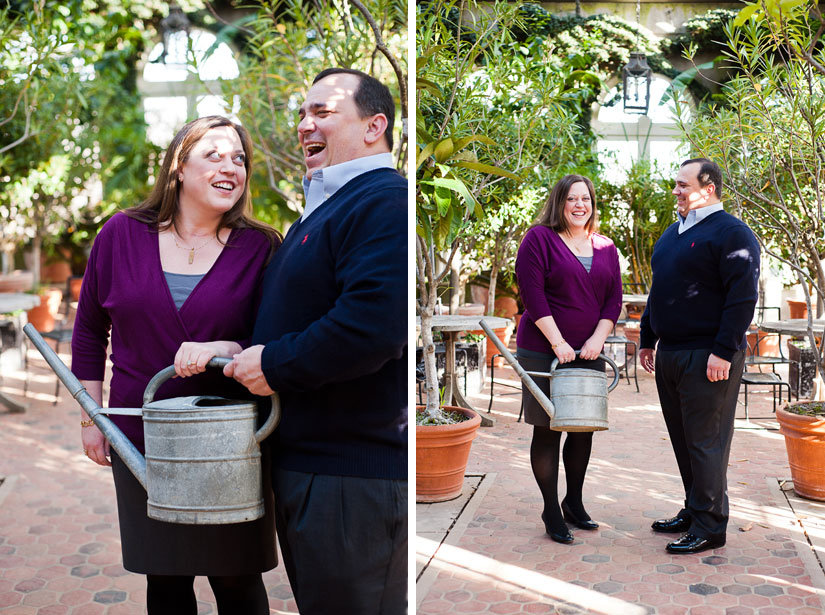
{"left": 70, "top": 115, "right": 281, "bottom": 614}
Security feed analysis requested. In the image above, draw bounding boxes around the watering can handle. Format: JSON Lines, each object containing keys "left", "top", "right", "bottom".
{"left": 549, "top": 351, "right": 620, "bottom": 393}
{"left": 143, "top": 357, "right": 281, "bottom": 444}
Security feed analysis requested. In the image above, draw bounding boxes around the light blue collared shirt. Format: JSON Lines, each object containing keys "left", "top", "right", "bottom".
{"left": 677, "top": 202, "right": 725, "bottom": 234}
{"left": 301, "top": 153, "right": 395, "bottom": 222}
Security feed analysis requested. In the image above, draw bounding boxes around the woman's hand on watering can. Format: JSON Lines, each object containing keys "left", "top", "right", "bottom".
{"left": 81, "top": 425, "right": 111, "bottom": 467}
{"left": 174, "top": 341, "right": 243, "bottom": 378}
{"left": 554, "top": 341, "right": 576, "bottom": 364}
{"left": 579, "top": 336, "right": 604, "bottom": 361}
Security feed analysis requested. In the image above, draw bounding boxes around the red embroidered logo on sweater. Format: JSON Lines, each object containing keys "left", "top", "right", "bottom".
{"left": 301, "top": 234, "right": 309, "bottom": 245}
{"left": 691, "top": 242, "right": 695, "bottom": 248}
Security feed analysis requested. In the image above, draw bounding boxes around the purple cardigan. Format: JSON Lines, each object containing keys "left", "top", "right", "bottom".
{"left": 515, "top": 225, "right": 622, "bottom": 354}
{"left": 71, "top": 212, "right": 274, "bottom": 452}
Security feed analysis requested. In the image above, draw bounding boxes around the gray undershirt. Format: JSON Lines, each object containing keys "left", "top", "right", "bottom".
{"left": 164, "top": 271, "right": 204, "bottom": 309}
{"left": 576, "top": 255, "right": 593, "bottom": 273}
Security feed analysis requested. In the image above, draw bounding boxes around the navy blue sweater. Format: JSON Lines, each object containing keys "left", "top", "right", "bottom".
{"left": 252, "top": 168, "right": 407, "bottom": 480}
{"left": 640, "top": 210, "right": 760, "bottom": 361}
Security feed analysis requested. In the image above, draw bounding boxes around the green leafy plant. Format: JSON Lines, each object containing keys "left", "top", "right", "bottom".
{"left": 677, "top": 0, "right": 825, "bottom": 394}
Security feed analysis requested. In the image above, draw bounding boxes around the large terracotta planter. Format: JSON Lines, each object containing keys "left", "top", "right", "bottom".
{"left": 494, "top": 296, "right": 518, "bottom": 320}
{"left": 776, "top": 402, "right": 825, "bottom": 501}
{"left": 456, "top": 303, "right": 484, "bottom": 316}
{"left": 69, "top": 276, "right": 83, "bottom": 301}
{"left": 26, "top": 288, "right": 63, "bottom": 332}
{"left": 747, "top": 328, "right": 779, "bottom": 357}
{"left": 416, "top": 406, "right": 481, "bottom": 503}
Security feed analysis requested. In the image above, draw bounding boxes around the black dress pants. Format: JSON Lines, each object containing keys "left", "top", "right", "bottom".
{"left": 654, "top": 348, "right": 745, "bottom": 539}
{"left": 272, "top": 468, "right": 408, "bottom": 615}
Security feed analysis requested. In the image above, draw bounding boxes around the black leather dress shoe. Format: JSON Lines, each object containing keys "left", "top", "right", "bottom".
{"left": 542, "top": 512, "right": 574, "bottom": 544}
{"left": 651, "top": 516, "right": 691, "bottom": 533}
{"left": 665, "top": 533, "right": 726, "bottom": 554}
{"left": 561, "top": 500, "right": 599, "bottom": 530}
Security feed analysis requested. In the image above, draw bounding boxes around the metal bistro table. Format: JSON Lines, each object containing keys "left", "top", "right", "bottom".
{"left": 759, "top": 318, "right": 825, "bottom": 338}
{"left": 421, "top": 314, "right": 510, "bottom": 427}
{"left": 0, "top": 293, "right": 40, "bottom": 412}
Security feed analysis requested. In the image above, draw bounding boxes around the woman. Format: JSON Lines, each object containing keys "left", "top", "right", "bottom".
{"left": 71, "top": 116, "right": 281, "bottom": 613}
{"left": 515, "top": 174, "right": 622, "bottom": 544}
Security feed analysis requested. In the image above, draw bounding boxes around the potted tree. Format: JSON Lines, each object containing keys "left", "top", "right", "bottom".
{"left": 416, "top": 0, "right": 591, "bottom": 501}
{"left": 680, "top": 0, "right": 825, "bottom": 497}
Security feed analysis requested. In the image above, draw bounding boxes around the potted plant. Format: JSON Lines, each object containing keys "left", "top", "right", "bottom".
{"left": 679, "top": 1, "right": 825, "bottom": 498}
{"left": 417, "top": 0, "right": 606, "bottom": 500}
{"left": 776, "top": 401, "right": 825, "bottom": 501}
{"left": 26, "top": 285, "right": 63, "bottom": 332}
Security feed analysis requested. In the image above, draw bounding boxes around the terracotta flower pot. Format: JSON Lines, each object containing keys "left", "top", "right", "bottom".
{"left": 456, "top": 303, "right": 485, "bottom": 316}
{"left": 787, "top": 299, "right": 808, "bottom": 319}
{"left": 776, "top": 402, "right": 825, "bottom": 501}
{"left": 416, "top": 406, "right": 481, "bottom": 503}
{"left": 26, "top": 288, "right": 63, "bottom": 333}
{"left": 69, "top": 277, "right": 83, "bottom": 301}
{"left": 486, "top": 325, "right": 512, "bottom": 367}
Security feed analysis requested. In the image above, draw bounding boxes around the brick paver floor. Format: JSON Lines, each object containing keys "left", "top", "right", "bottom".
{"left": 0, "top": 347, "right": 297, "bottom": 614}
{"left": 417, "top": 350, "right": 825, "bottom": 614}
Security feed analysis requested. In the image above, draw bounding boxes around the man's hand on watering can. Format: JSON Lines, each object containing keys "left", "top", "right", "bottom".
{"left": 81, "top": 424, "right": 112, "bottom": 467}
{"left": 225, "top": 345, "right": 275, "bottom": 396}
{"left": 174, "top": 341, "right": 243, "bottom": 378}
{"left": 639, "top": 348, "right": 656, "bottom": 374}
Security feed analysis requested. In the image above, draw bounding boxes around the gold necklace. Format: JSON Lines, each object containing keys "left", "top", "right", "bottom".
{"left": 171, "top": 228, "right": 214, "bottom": 265}
{"left": 564, "top": 232, "right": 590, "bottom": 255}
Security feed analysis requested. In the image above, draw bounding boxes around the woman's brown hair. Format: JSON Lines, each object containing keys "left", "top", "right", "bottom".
{"left": 125, "top": 115, "right": 280, "bottom": 254}
{"left": 534, "top": 174, "right": 598, "bottom": 235}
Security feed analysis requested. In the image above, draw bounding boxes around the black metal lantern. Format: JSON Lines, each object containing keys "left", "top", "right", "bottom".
{"left": 158, "top": 4, "right": 191, "bottom": 64}
{"left": 622, "top": 52, "right": 652, "bottom": 115}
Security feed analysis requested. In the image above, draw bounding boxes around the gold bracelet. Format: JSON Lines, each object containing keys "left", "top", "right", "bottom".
{"left": 551, "top": 339, "right": 566, "bottom": 350}
{"left": 80, "top": 419, "right": 95, "bottom": 428}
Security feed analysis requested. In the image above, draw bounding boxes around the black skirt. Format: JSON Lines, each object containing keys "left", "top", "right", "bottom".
{"left": 517, "top": 347, "right": 605, "bottom": 427}
{"left": 110, "top": 444, "right": 277, "bottom": 576}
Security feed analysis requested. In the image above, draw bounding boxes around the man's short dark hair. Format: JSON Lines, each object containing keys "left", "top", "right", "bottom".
{"left": 313, "top": 68, "right": 395, "bottom": 150}
{"left": 681, "top": 157, "right": 723, "bottom": 199}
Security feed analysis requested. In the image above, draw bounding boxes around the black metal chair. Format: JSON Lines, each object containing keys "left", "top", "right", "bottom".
{"left": 604, "top": 320, "right": 639, "bottom": 392}
{"left": 415, "top": 345, "right": 468, "bottom": 405}
{"left": 487, "top": 351, "right": 524, "bottom": 420}
{"left": 739, "top": 319, "right": 791, "bottom": 418}
{"left": 745, "top": 306, "right": 789, "bottom": 375}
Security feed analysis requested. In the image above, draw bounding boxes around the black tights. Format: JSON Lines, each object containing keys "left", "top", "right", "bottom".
{"left": 146, "top": 573, "right": 268, "bottom": 615}
{"left": 530, "top": 426, "right": 593, "bottom": 534}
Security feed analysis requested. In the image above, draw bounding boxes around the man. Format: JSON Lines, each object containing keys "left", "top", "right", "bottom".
{"left": 225, "top": 68, "right": 407, "bottom": 613}
{"left": 639, "top": 158, "right": 760, "bottom": 555}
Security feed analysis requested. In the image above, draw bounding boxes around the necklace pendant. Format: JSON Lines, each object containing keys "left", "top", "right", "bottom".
{"left": 188, "top": 249, "right": 195, "bottom": 265}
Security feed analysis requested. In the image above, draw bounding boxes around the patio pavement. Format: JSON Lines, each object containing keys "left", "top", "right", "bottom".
{"left": 416, "top": 348, "right": 825, "bottom": 614}
{"left": 0, "top": 343, "right": 298, "bottom": 615}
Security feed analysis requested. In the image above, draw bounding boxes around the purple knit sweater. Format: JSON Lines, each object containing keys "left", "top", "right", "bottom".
{"left": 71, "top": 212, "right": 274, "bottom": 452}
{"left": 515, "top": 225, "right": 622, "bottom": 354}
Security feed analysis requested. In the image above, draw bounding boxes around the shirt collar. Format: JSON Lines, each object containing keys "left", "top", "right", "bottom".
{"left": 677, "top": 201, "right": 725, "bottom": 233}
{"left": 301, "top": 153, "right": 394, "bottom": 221}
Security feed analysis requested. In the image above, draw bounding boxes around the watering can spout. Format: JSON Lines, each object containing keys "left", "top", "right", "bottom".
{"left": 23, "top": 324, "right": 148, "bottom": 489}
{"left": 478, "top": 319, "right": 556, "bottom": 419}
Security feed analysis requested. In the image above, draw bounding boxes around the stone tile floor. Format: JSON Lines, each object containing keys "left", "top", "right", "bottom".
{"left": 417, "top": 356, "right": 825, "bottom": 614}
{"left": 0, "top": 348, "right": 298, "bottom": 614}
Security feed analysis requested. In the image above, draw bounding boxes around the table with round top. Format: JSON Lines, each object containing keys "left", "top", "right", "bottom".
{"left": 759, "top": 318, "right": 825, "bottom": 337}
{"left": 418, "top": 315, "right": 510, "bottom": 427}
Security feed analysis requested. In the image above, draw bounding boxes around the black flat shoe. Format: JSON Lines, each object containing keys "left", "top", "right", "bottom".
{"left": 561, "top": 500, "right": 599, "bottom": 530}
{"left": 651, "top": 515, "right": 691, "bottom": 533}
{"left": 665, "top": 533, "right": 726, "bottom": 554}
{"left": 542, "top": 512, "right": 573, "bottom": 544}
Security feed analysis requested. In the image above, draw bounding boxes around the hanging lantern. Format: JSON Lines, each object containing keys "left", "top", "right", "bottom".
{"left": 622, "top": 52, "right": 652, "bottom": 115}
{"left": 158, "top": 4, "right": 191, "bottom": 64}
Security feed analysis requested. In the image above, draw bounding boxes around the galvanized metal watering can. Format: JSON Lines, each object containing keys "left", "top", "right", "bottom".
{"left": 479, "top": 319, "right": 619, "bottom": 432}
{"left": 24, "top": 323, "right": 280, "bottom": 525}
